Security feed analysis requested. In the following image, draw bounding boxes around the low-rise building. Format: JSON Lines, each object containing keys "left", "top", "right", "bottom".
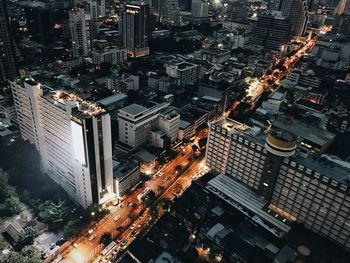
{"left": 113, "top": 159, "right": 141, "bottom": 197}
{"left": 92, "top": 46, "right": 127, "bottom": 65}
{"left": 166, "top": 61, "right": 199, "bottom": 87}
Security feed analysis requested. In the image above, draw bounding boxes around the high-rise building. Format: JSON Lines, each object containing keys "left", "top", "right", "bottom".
{"left": 0, "top": 0, "right": 17, "bottom": 82}
{"left": 250, "top": 12, "right": 291, "bottom": 52}
{"left": 227, "top": 0, "right": 247, "bottom": 21}
{"left": 69, "top": 8, "right": 90, "bottom": 57}
{"left": 121, "top": 2, "right": 150, "bottom": 58}
{"left": 11, "top": 77, "right": 115, "bottom": 208}
{"left": 191, "top": 0, "right": 209, "bottom": 18}
{"left": 271, "top": 0, "right": 309, "bottom": 36}
{"left": 335, "top": 0, "right": 350, "bottom": 15}
{"left": 205, "top": 118, "right": 350, "bottom": 251}
{"left": 160, "top": 0, "right": 181, "bottom": 25}
{"left": 307, "top": 0, "right": 320, "bottom": 11}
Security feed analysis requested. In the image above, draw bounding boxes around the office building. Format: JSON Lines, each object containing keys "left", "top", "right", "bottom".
{"left": 0, "top": 0, "right": 17, "bottom": 82}
{"left": 69, "top": 8, "right": 90, "bottom": 57}
{"left": 165, "top": 61, "right": 199, "bottom": 86}
{"left": 335, "top": 0, "right": 350, "bottom": 15}
{"left": 270, "top": 0, "right": 308, "bottom": 36}
{"left": 11, "top": 77, "right": 115, "bottom": 208}
{"left": 117, "top": 102, "right": 170, "bottom": 148}
{"left": 191, "top": 0, "right": 209, "bottom": 18}
{"left": 227, "top": 0, "right": 247, "bottom": 21}
{"left": 250, "top": 12, "right": 291, "bottom": 52}
{"left": 121, "top": 2, "right": 150, "bottom": 58}
{"left": 205, "top": 118, "right": 350, "bottom": 251}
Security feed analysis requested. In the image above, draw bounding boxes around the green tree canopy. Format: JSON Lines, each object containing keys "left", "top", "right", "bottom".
{"left": 100, "top": 232, "right": 112, "bottom": 246}
{"left": 17, "top": 226, "right": 37, "bottom": 249}
{"left": 3, "top": 246, "right": 41, "bottom": 263}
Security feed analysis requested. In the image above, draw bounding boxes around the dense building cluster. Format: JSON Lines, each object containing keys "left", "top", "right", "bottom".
{"left": 0, "top": 0, "right": 350, "bottom": 263}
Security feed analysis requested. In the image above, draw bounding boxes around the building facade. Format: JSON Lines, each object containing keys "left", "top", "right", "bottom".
{"left": 117, "top": 102, "right": 170, "bottom": 148}
{"left": 270, "top": 0, "right": 308, "bottom": 36}
{"left": 69, "top": 8, "right": 90, "bottom": 57}
{"left": 191, "top": 0, "right": 209, "bottom": 18}
{"left": 0, "top": 0, "right": 17, "bottom": 82}
{"left": 92, "top": 46, "right": 127, "bottom": 65}
{"left": 121, "top": 2, "right": 150, "bottom": 58}
{"left": 11, "top": 77, "right": 115, "bottom": 208}
{"left": 205, "top": 118, "right": 350, "bottom": 251}
{"left": 250, "top": 12, "right": 291, "bottom": 52}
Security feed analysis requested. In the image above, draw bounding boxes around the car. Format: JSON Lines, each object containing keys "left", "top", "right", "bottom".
{"left": 121, "top": 238, "right": 128, "bottom": 247}
{"left": 89, "top": 234, "right": 97, "bottom": 241}
{"left": 73, "top": 242, "right": 78, "bottom": 248}
{"left": 56, "top": 238, "right": 66, "bottom": 246}
{"left": 116, "top": 237, "right": 122, "bottom": 243}
{"left": 130, "top": 229, "right": 138, "bottom": 237}
{"left": 130, "top": 224, "right": 135, "bottom": 230}
{"left": 114, "top": 215, "right": 121, "bottom": 221}
{"left": 88, "top": 228, "right": 94, "bottom": 234}
{"left": 137, "top": 223, "right": 142, "bottom": 228}
{"left": 49, "top": 243, "right": 56, "bottom": 250}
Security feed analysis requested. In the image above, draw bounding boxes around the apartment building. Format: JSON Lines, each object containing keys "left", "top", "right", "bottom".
{"left": 205, "top": 118, "right": 350, "bottom": 251}
{"left": 11, "top": 77, "right": 115, "bottom": 208}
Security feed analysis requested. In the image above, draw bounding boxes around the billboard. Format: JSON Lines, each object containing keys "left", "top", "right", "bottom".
{"left": 71, "top": 120, "right": 86, "bottom": 165}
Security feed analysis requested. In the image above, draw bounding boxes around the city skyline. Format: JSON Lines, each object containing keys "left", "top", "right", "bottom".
{"left": 0, "top": 0, "right": 349, "bottom": 263}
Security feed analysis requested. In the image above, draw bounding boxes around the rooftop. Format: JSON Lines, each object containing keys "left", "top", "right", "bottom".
{"left": 120, "top": 104, "right": 147, "bottom": 116}
{"left": 47, "top": 91, "right": 106, "bottom": 117}
{"left": 98, "top": 93, "right": 127, "bottom": 106}
{"left": 273, "top": 116, "right": 336, "bottom": 147}
{"left": 294, "top": 154, "right": 350, "bottom": 185}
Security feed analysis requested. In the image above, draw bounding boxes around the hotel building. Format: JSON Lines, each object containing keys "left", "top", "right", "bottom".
{"left": 11, "top": 77, "right": 115, "bottom": 208}
{"left": 205, "top": 118, "right": 350, "bottom": 251}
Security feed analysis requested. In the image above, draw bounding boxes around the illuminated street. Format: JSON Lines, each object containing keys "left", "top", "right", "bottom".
{"left": 227, "top": 36, "right": 318, "bottom": 116}
{"left": 53, "top": 131, "right": 207, "bottom": 263}
{"left": 52, "top": 37, "right": 319, "bottom": 263}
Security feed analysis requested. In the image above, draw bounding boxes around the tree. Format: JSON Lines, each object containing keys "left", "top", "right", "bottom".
{"left": 4, "top": 195, "right": 20, "bottom": 215}
{"left": 63, "top": 220, "right": 85, "bottom": 240}
{"left": 0, "top": 169, "right": 9, "bottom": 200}
{"left": 3, "top": 246, "right": 41, "bottom": 263}
{"left": 100, "top": 232, "right": 112, "bottom": 246}
{"left": 17, "top": 226, "right": 37, "bottom": 249}
{"left": 37, "top": 199, "right": 70, "bottom": 227}
{"left": 88, "top": 204, "right": 110, "bottom": 222}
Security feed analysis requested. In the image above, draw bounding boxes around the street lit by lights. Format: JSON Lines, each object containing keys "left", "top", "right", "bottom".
{"left": 70, "top": 250, "right": 85, "bottom": 263}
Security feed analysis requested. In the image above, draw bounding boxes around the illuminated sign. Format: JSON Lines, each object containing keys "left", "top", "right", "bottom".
{"left": 71, "top": 121, "right": 86, "bottom": 165}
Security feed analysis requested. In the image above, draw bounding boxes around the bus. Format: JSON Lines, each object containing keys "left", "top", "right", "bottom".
{"left": 101, "top": 241, "right": 116, "bottom": 257}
